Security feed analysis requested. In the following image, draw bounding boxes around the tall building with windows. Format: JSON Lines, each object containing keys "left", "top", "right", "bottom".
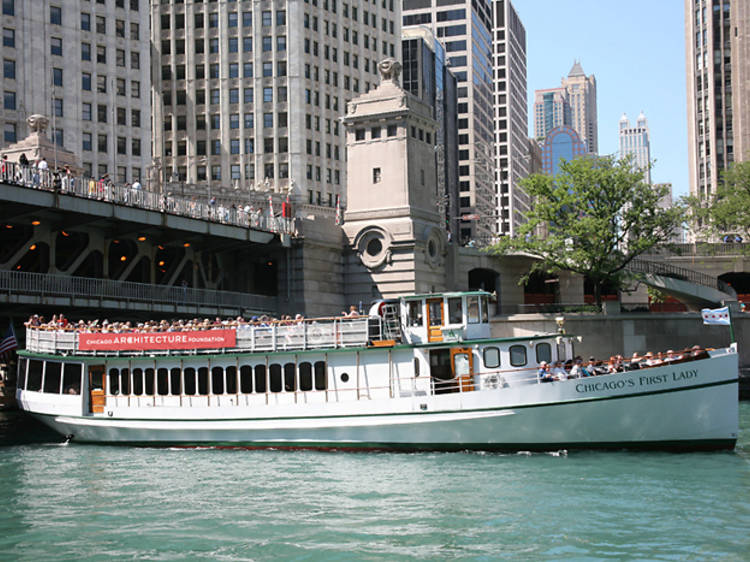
{"left": 493, "top": 0, "right": 528, "bottom": 237}
{"left": 561, "top": 61, "right": 597, "bottom": 155}
{"left": 533, "top": 87, "right": 569, "bottom": 140}
{"left": 534, "top": 61, "right": 597, "bottom": 156}
{"left": 402, "top": 0, "right": 497, "bottom": 243}
{"left": 0, "top": 0, "right": 151, "bottom": 183}
{"left": 619, "top": 111, "right": 651, "bottom": 184}
{"left": 685, "top": 0, "right": 750, "bottom": 205}
{"left": 152, "top": 0, "right": 400, "bottom": 207}
{"left": 401, "top": 26, "right": 459, "bottom": 242}
{"left": 402, "top": 0, "right": 528, "bottom": 242}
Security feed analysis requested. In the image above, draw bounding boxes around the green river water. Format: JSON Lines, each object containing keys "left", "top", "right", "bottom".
{"left": 0, "top": 404, "right": 748, "bottom": 561}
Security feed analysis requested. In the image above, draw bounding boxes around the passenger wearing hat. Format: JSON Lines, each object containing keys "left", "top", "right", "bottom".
{"left": 538, "top": 361, "right": 553, "bottom": 383}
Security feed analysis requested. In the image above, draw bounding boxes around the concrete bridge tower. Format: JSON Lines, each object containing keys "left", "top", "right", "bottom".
{"left": 342, "top": 59, "right": 447, "bottom": 304}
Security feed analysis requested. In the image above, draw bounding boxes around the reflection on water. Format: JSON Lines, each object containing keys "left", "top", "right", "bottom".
{"left": 0, "top": 406, "right": 748, "bottom": 560}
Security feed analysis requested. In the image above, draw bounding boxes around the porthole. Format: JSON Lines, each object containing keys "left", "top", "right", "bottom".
{"left": 366, "top": 238, "right": 382, "bottom": 257}
{"left": 341, "top": 372, "right": 349, "bottom": 383}
{"left": 428, "top": 239, "right": 437, "bottom": 258}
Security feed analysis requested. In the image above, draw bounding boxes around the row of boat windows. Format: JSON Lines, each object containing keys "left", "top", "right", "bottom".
{"left": 18, "top": 359, "right": 82, "bottom": 394}
{"left": 104, "top": 362, "right": 328, "bottom": 396}
{"left": 482, "top": 343, "right": 554, "bottom": 369}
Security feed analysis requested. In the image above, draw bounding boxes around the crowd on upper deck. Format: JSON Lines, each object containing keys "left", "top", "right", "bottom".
{"left": 24, "top": 307, "right": 366, "bottom": 333}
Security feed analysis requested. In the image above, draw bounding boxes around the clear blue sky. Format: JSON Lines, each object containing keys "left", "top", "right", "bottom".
{"left": 514, "top": 0, "right": 688, "bottom": 196}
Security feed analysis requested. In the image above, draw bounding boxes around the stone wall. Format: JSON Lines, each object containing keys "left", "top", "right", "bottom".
{"left": 491, "top": 312, "right": 749, "bottom": 369}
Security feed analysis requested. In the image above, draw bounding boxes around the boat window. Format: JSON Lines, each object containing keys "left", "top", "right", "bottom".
{"left": 314, "top": 361, "right": 326, "bottom": 390}
{"left": 107, "top": 368, "right": 119, "bottom": 395}
{"left": 27, "top": 359, "right": 43, "bottom": 391}
{"left": 254, "top": 364, "right": 267, "bottom": 393}
{"left": 284, "top": 363, "right": 296, "bottom": 391}
{"left": 428, "top": 299, "right": 443, "bottom": 327}
{"left": 481, "top": 296, "right": 489, "bottom": 323}
{"left": 170, "top": 367, "right": 181, "bottom": 395}
{"left": 157, "top": 368, "right": 169, "bottom": 395}
{"left": 509, "top": 345, "right": 527, "bottom": 367}
{"left": 557, "top": 342, "right": 567, "bottom": 362}
{"left": 62, "top": 363, "right": 81, "bottom": 395}
{"left": 483, "top": 347, "right": 500, "bottom": 369}
{"left": 225, "top": 366, "right": 237, "bottom": 394}
{"left": 299, "top": 362, "right": 313, "bottom": 390}
{"left": 211, "top": 366, "right": 224, "bottom": 394}
{"left": 184, "top": 367, "right": 196, "bottom": 395}
{"left": 120, "top": 368, "right": 130, "bottom": 395}
{"left": 453, "top": 353, "right": 470, "bottom": 377}
{"left": 132, "top": 368, "right": 144, "bottom": 395}
{"left": 536, "top": 342, "right": 552, "bottom": 364}
{"left": 407, "top": 301, "right": 422, "bottom": 327}
{"left": 44, "top": 362, "right": 63, "bottom": 393}
{"left": 197, "top": 367, "right": 209, "bottom": 395}
{"left": 145, "top": 368, "right": 155, "bottom": 396}
{"left": 17, "top": 358, "right": 26, "bottom": 390}
{"left": 448, "top": 297, "right": 462, "bottom": 324}
{"left": 240, "top": 365, "right": 253, "bottom": 393}
{"left": 269, "top": 364, "right": 282, "bottom": 392}
{"left": 414, "top": 357, "right": 420, "bottom": 377}
{"left": 467, "top": 296, "right": 480, "bottom": 324}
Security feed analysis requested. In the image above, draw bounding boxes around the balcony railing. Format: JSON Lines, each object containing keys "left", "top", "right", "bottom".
{"left": 0, "top": 162, "right": 295, "bottom": 236}
{"left": 0, "top": 270, "right": 277, "bottom": 313}
{"left": 25, "top": 316, "right": 379, "bottom": 356}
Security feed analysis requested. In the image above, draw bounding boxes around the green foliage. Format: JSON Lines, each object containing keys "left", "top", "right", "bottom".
{"left": 489, "top": 155, "right": 685, "bottom": 307}
{"left": 684, "top": 160, "right": 750, "bottom": 241}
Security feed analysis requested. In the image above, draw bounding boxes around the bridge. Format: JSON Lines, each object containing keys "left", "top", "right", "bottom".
{"left": 0, "top": 164, "right": 297, "bottom": 321}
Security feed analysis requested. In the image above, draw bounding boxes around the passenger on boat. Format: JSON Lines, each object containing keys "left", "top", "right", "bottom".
{"left": 551, "top": 361, "right": 568, "bottom": 380}
{"left": 568, "top": 357, "right": 584, "bottom": 378}
{"left": 538, "top": 361, "right": 553, "bottom": 383}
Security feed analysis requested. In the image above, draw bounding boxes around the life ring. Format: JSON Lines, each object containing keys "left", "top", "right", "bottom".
{"left": 309, "top": 325, "right": 325, "bottom": 345}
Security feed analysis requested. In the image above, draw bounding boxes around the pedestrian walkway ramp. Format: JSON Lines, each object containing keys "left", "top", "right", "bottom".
{"left": 625, "top": 258, "right": 736, "bottom": 308}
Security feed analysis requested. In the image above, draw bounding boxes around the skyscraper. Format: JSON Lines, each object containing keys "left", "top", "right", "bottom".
{"left": 403, "top": 0, "right": 528, "bottom": 242}
{"left": 541, "top": 126, "right": 586, "bottom": 177}
{"left": 0, "top": 0, "right": 151, "bottom": 183}
{"left": 561, "top": 61, "right": 598, "bottom": 155}
{"left": 152, "top": 1, "right": 400, "bottom": 207}
{"left": 533, "top": 61, "right": 597, "bottom": 157}
{"left": 619, "top": 112, "right": 651, "bottom": 184}
{"left": 533, "top": 87, "right": 569, "bottom": 140}
{"left": 493, "top": 0, "right": 529, "bottom": 237}
{"left": 685, "top": 0, "right": 750, "bottom": 203}
{"left": 401, "top": 26, "right": 460, "bottom": 242}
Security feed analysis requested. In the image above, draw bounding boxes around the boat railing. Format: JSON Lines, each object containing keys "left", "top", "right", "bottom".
{"left": 25, "top": 316, "right": 382, "bottom": 356}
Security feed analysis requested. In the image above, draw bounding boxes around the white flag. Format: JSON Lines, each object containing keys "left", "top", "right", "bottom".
{"left": 701, "top": 307, "right": 730, "bottom": 326}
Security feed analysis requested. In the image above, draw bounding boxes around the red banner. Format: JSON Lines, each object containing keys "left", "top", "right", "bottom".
{"left": 78, "top": 329, "right": 237, "bottom": 351}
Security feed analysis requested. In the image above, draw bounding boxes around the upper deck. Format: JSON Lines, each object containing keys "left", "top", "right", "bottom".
{"left": 23, "top": 291, "right": 496, "bottom": 357}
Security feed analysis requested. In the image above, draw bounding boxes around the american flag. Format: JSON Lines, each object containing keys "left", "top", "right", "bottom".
{"left": 0, "top": 323, "right": 17, "bottom": 360}
{"left": 335, "top": 194, "right": 342, "bottom": 225}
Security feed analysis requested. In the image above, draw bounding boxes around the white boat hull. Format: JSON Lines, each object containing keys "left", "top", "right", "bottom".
{"left": 22, "top": 353, "right": 739, "bottom": 451}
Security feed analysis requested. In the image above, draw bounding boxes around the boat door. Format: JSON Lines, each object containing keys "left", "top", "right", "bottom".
{"left": 426, "top": 298, "right": 444, "bottom": 342}
{"left": 88, "top": 364, "right": 106, "bottom": 414}
{"left": 450, "top": 348, "right": 474, "bottom": 392}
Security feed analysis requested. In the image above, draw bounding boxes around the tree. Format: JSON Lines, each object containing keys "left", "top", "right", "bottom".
{"left": 489, "top": 155, "right": 684, "bottom": 308}
{"left": 684, "top": 160, "right": 750, "bottom": 242}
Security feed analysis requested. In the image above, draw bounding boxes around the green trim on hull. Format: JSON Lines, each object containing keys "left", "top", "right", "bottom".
{"left": 65, "top": 438, "right": 737, "bottom": 452}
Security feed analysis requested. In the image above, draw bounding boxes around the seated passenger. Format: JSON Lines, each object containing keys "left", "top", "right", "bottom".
{"left": 538, "top": 361, "right": 553, "bottom": 383}
{"left": 569, "top": 357, "right": 584, "bottom": 378}
{"left": 551, "top": 361, "right": 568, "bottom": 381}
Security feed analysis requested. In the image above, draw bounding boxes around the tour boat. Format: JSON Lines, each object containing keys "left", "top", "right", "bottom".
{"left": 15, "top": 291, "right": 739, "bottom": 451}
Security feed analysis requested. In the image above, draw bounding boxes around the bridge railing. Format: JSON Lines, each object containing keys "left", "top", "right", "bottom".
{"left": 626, "top": 258, "right": 734, "bottom": 295}
{"left": 0, "top": 162, "right": 294, "bottom": 236}
{"left": 645, "top": 242, "right": 749, "bottom": 257}
{"left": 0, "top": 270, "right": 277, "bottom": 313}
